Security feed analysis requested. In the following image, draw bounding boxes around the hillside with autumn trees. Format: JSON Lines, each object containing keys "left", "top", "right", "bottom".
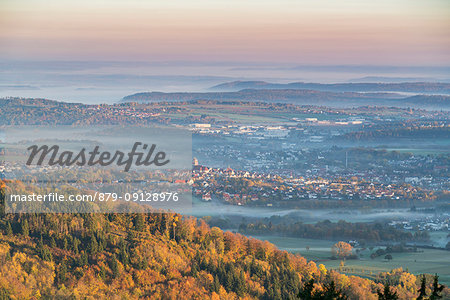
{"left": 0, "top": 182, "right": 448, "bottom": 299}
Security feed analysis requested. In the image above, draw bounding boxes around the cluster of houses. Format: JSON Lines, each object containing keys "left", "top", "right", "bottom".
{"left": 192, "top": 163, "right": 432, "bottom": 207}
{"left": 389, "top": 216, "right": 450, "bottom": 232}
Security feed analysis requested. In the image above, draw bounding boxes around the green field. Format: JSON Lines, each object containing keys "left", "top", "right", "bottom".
{"left": 163, "top": 104, "right": 341, "bottom": 125}
{"left": 250, "top": 235, "right": 450, "bottom": 285}
{"left": 185, "top": 110, "right": 289, "bottom": 124}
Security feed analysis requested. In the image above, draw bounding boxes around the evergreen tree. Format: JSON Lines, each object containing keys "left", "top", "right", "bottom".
{"left": 134, "top": 214, "right": 145, "bottom": 232}
{"left": 110, "top": 254, "right": 120, "bottom": 278}
{"left": 298, "top": 279, "right": 315, "bottom": 300}
{"left": 39, "top": 234, "right": 44, "bottom": 248}
{"left": 39, "top": 246, "right": 53, "bottom": 262}
{"left": 377, "top": 283, "right": 398, "bottom": 300}
{"left": 234, "top": 270, "right": 247, "bottom": 297}
{"left": 319, "top": 281, "right": 348, "bottom": 300}
{"left": 6, "top": 222, "right": 12, "bottom": 236}
{"left": 225, "top": 271, "right": 234, "bottom": 291}
{"left": 73, "top": 237, "right": 80, "bottom": 254}
{"left": 191, "top": 262, "right": 199, "bottom": 277}
{"left": 119, "top": 240, "right": 129, "bottom": 265}
{"left": 90, "top": 236, "right": 98, "bottom": 255}
{"left": 99, "top": 265, "right": 106, "bottom": 281}
{"left": 429, "top": 275, "right": 444, "bottom": 300}
{"left": 417, "top": 275, "right": 427, "bottom": 300}
{"left": 77, "top": 251, "right": 88, "bottom": 267}
{"left": 213, "top": 275, "right": 221, "bottom": 293}
{"left": 57, "top": 260, "right": 68, "bottom": 284}
{"left": 98, "top": 235, "right": 105, "bottom": 252}
{"left": 21, "top": 219, "right": 29, "bottom": 237}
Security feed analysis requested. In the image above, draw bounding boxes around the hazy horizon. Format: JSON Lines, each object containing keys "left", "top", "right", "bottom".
{"left": 1, "top": 0, "right": 449, "bottom": 65}
{"left": 1, "top": 60, "right": 449, "bottom": 104}
{"left": 1, "top": 0, "right": 449, "bottom": 103}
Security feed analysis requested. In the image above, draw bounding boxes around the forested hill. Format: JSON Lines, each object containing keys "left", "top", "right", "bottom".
{"left": 209, "top": 81, "right": 450, "bottom": 94}
{"left": 0, "top": 213, "right": 427, "bottom": 300}
{"left": 120, "top": 89, "right": 400, "bottom": 104}
{"left": 120, "top": 89, "right": 450, "bottom": 109}
{"left": 0, "top": 182, "right": 445, "bottom": 299}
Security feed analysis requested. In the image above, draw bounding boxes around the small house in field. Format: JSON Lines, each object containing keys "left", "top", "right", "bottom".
{"left": 202, "top": 193, "right": 212, "bottom": 201}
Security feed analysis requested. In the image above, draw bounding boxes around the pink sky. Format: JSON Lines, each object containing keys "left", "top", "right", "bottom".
{"left": 1, "top": 0, "right": 449, "bottom": 65}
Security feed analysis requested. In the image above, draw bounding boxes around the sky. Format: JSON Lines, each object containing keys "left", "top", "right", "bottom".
{"left": 0, "top": 0, "right": 449, "bottom": 65}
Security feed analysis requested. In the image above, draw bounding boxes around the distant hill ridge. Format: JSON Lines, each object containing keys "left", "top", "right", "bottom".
{"left": 120, "top": 89, "right": 450, "bottom": 110}
{"left": 209, "top": 80, "right": 450, "bottom": 94}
